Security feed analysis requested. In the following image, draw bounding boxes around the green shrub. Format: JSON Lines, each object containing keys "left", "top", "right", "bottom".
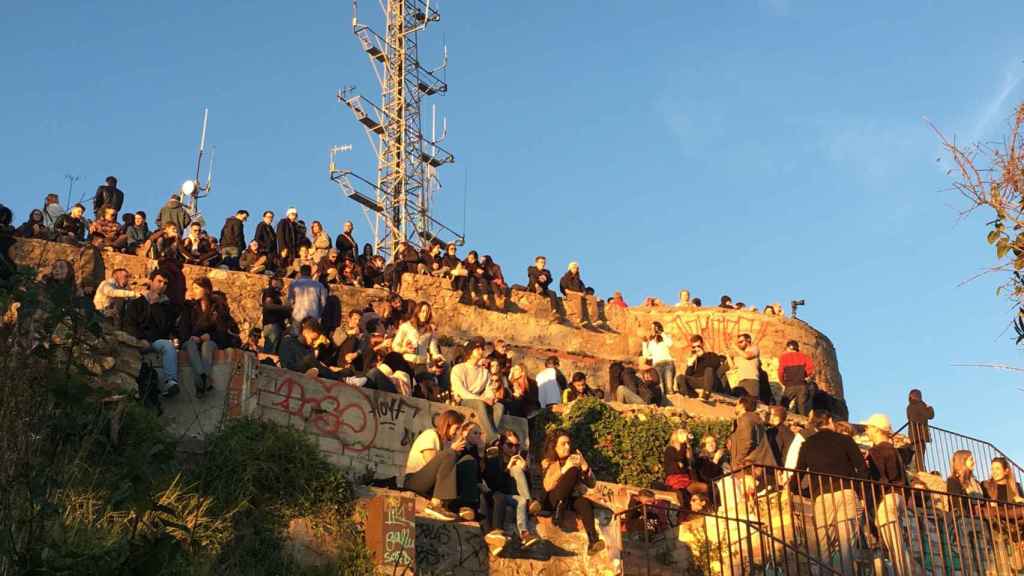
{"left": 540, "top": 398, "right": 734, "bottom": 488}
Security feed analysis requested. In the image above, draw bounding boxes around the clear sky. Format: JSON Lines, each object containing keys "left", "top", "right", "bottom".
{"left": 3, "top": 2, "right": 1022, "bottom": 463}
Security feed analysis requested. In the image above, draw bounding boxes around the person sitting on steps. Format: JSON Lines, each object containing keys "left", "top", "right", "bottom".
{"left": 482, "top": 430, "right": 543, "bottom": 555}
{"left": 541, "top": 429, "right": 605, "bottom": 556}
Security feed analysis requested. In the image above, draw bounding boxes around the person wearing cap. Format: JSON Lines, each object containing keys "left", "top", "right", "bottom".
{"left": 156, "top": 193, "right": 189, "bottom": 235}
{"left": 450, "top": 337, "right": 503, "bottom": 444}
{"left": 863, "top": 413, "right": 919, "bottom": 576}
{"left": 275, "top": 208, "right": 302, "bottom": 268}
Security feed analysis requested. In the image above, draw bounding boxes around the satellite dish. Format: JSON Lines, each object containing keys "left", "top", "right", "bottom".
{"left": 181, "top": 180, "right": 197, "bottom": 196}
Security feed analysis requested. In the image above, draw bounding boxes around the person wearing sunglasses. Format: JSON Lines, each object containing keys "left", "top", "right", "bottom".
{"left": 482, "top": 430, "right": 542, "bottom": 555}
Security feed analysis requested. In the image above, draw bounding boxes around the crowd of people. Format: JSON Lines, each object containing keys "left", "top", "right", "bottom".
{"left": 5, "top": 180, "right": 1020, "bottom": 568}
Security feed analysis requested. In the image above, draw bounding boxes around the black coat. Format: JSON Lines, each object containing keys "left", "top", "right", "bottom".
{"left": 527, "top": 266, "right": 552, "bottom": 293}
{"left": 275, "top": 218, "right": 301, "bottom": 255}
{"left": 219, "top": 217, "right": 245, "bottom": 251}
{"left": 335, "top": 232, "right": 357, "bottom": 259}
{"left": 559, "top": 270, "right": 585, "bottom": 295}
{"left": 254, "top": 222, "right": 277, "bottom": 255}
{"left": 93, "top": 185, "right": 124, "bottom": 214}
{"left": 178, "top": 298, "right": 234, "bottom": 348}
{"left": 54, "top": 214, "right": 85, "bottom": 241}
{"left": 124, "top": 294, "right": 178, "bottom": 342}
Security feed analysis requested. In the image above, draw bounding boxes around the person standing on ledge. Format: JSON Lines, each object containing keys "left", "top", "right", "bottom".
{"left": 777, "top": 340, "right": 815, "bottom": 416}
{"left": 93, "top": 176, "right": 124, "bottom": 217}
{"left": 728, "top": 333, "right": 761, "bottom": 399}
{"left": 906, "top": 389, "right": 934, "bottom": 473}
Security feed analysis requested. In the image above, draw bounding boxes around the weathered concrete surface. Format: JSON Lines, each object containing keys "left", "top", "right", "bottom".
{"left": 12, "top": 238, "right": 844, "bottom": 396}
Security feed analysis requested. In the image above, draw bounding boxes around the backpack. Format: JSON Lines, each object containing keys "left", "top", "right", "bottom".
{"left": 136, "top": 360, "right": 163, "bottom": 416}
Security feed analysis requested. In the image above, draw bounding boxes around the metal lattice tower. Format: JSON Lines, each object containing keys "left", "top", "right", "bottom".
{"left": 329, "top": 0, "right": 461, "bottom": 260}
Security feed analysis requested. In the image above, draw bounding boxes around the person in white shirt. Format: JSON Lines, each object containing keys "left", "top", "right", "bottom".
{"left": 536, "top": 355, "right": 565, "bottom": 408}
{"left": 642, "top": 321, "right": 675, "bottom": 401}
{"left": 92, "top": 268, "right": 139, "bottom": 321}
{"left": 391, "top": 301, "right": 443, "bottom": 398}
{"left": 450, "top": 337, "right": 503, "bottom": 444}
{"left": 729, "top": 333, "right": 761, "bottom": 399}
{"left": 404, "top": 410, "right": 472, "bottom": 522}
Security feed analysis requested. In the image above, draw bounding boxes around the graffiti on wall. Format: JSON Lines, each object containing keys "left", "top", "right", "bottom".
{"left": 416, "top": 519, "right": 487, "bottom": 574}
{"left": 251, "top": 365, "right": 530, "bottom": 480}
{"left": 669, "top": 313, "right": 769, "bottom": 354}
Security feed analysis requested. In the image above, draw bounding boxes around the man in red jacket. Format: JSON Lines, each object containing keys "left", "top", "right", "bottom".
{"left": 777, "top": 340, "right": 814, "bottom": 416}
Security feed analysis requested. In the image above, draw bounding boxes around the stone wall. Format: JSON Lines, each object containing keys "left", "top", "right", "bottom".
{"left": 227, "top": 355, "right": 528, "bottom": 482}
{"left": 10, "top": 238, "right": 843, "bottom": 397}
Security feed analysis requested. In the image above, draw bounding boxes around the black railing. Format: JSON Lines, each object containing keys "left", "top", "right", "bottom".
{"left": 693, "top": 463, "right": 1024, "bottom": 576}
{"left": 894, "top": 421, "right": 1024, "bottom": 481}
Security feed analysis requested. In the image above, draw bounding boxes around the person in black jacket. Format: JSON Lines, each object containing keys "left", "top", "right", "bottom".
{"left": 218, "top": 210, "right": 248, "bottom": 268}
{"left": 766, "top": 406, "right": 795, "bottom": 466}
{"left": 279, "top": 318, "right": 346, "bottom": 380}
{"left": 526, "top": 256, "right": 553, "bottom": 294}
{"left": 482, "top": 430, "right": 542, "bottom": 553}
{"left": 54, "top": 203, "right": 87, "bottom": 243}
{"left": 558, "top": 261, "right": 586, "bottom": 296}
{"left": 254, "top": 211, "right": 277, "bottom": 256}
{"left": 180, "top": 222, "right": 219, "bottom": 266}
{"left": 93, "top": 176, "right": 124, "bottom": 217}
{"left": 334, "top": 220, "right": 357, "bottom": 261}
{"left": 124, "top": 270, "right": 181, "bottom": 398}
{"left": 260, "top": 276, "right": 290, "bottom": 353}
{"left": 683, "top": 335, "right": 726, "bottom": 398}
{"left": 794, "top": 411, "right": 867, "bottom": 575}
{"left": 906, "top": 389, "right": 934, "bottom": 473}
{"left": 0, "top": 205, "right": 15, "bottom": 282}
{"left": 178, "top": 277, "right": 234, "bottom": 398}
{"left": 275, "top": 208, "right": 302, "bottom": 268}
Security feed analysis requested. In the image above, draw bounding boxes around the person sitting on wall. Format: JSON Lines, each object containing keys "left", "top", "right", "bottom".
{"left": 617, "top": 365, "right": 662, "bottom": 406}
{"left": 403, "top": 410, "right": 474, "bottom": 522}
{"left": 88, "top": 206, "right": 122, "bottom": 250}
{"left": 123, "top": 269, "right": 181, "bottom": 399}
{"left": 285, "top": 245, "right": 317, "bottom": 279}
{"left": 525, "top": 255, "right": 554, "bottom": 295}
{"left": 459, "top": 250, "right": 489, "bottom": 307}
{"left": 239, "top": 240, "right": 268, "bottom": 274}
{"left": 483, "top": 429, "right": 543, "bottom": 554}
{"left": 42, "top": 193, "right": 65, "bottom": 231}
{"left": 124, "top": 211, "right": 150, "bottom": 255}
{"left": 15, "top": 209, "right": 47, "bottom": 239}
{"left": 441, "top": 242, "right": 461, "bottom": 279}
{"left": 682, "top": 335, "right": 726, "bottom": 399}
{"left": 315, "top": 248, "right": 341, "bottom": 283}
{"left": 92, "top": 267, "right": 140, "bottom": 323}
{"left": 536, "top": 355, "right": 568, "bottom": 409}
{"left": 177, "top": 277, "right": 235, "bottom": 398}
{"left": 53, "top": 203, "right": 87, "bottom": 244}
{"left": 541, "top": 429, "right": 606, "bottom": 556}
{"left": 664, "top": 427, "right": 696, "bottom": 510}
{"left": 331, "top": 309, "right": 374, "bottom": 377}
{"left": 386, "top": 240, "right": 422, "bottom": 290}
{"left": 279, "top": 317, "right": 350, "bottom": 381}
{"left": 179, "top": 222, "right": 219, "bottom": 266}
{"left": 559, "top": 261, "right": 587, "bottom": 296}
{"left": 450, "top": 337, "right": 504, "bottom": 445}
{"left": 719, "top": 295, "right": 734, "bottom": 309}
{"left": 561, "top": 371, "right": 596, "bottom": 405}
{"left": 391, "top": 301, "right": 444, "bottom": 401}
{"left": 504, "top": 364, "right": 541, "bottom": 419}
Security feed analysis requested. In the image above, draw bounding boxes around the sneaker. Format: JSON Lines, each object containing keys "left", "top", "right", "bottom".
{"left": 587, "top": 538, "right": 605, "bottom": 556}
{"left": 520, "top": 530, "right": 541, "bottom": 549}
{"left": 485, "top": 529, "right": 507, "bottom": 555}
{"left": 423, "top": 504, "right": 457, "bottom": 522}
{"left": 527, "top": 499, "right": 543, "bottom": 516}
{"left": 344, "top": 376, "right": 368, "bottom": 387}
{"left": 161, "top": 381, "right": 180, "bottom": 399}
{"left": 458, "top": 507, "right": 476, "bottom": 522}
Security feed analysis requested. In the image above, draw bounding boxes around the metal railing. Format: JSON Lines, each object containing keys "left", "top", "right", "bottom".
{"left": 894, "top": 421, "right": 1024, "bottom": 481}
{"left": 683, "top": 463, "right": 1024, "bottom": 576}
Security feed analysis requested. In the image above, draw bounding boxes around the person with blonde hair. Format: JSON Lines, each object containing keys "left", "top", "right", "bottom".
{"left": 559, "top": 261, "right": 586, "bottom": 296}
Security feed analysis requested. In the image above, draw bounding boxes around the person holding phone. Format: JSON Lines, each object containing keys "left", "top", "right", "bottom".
{"left": 403, "top": 410, "right": 481, "bottom": 522}
{"left": 541, "top": 429, "right": 605, "bottom": 556}
{"left": 483, "top": 430, "right": 542, "bottom": 554}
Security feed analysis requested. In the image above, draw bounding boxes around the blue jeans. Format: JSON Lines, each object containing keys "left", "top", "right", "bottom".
{"left": 148, "top": 339, "right": 178, "bottom": 390}
{"left": 460, "top": 398, "right": 504, "bottom": 444}
{"left": 184, "top": 338, "right": 217, "bottom": 378}
{"left": 654, "top": 361, "right": 676, "bottom": 399}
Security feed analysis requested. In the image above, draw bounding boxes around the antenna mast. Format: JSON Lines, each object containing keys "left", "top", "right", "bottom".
{"left": 329, "top": 0, "right": 462, "bottom": 260}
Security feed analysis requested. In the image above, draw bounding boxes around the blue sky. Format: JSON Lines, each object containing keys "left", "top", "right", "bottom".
{"left": 3, "top": 2, "right": 1023, "bottom": 463}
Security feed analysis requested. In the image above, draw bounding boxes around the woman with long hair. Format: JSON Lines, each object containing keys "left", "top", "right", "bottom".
{"left": 664, "top": 428, "right": 695, "bottom": 509}
{"left": 946, "top": 450, "right": 988, "bottom": 575}
{"left": 984, "top": 457, "right": 1024, "bottom": 573}
{"left": 391, "top": 301, "right": 443, "bottom": 400}
{"left": 503, "top": 364, "right": 540, "bottom": 419}
{"left": 541, "top": 429, "right": 605, "bottom": 555}
{"left": 403, "top": 410, "right": 481, "bottom": 522}
{"left": 947, "top": 450, "right": 983, "bottom": 497}
{"left": 178, "top": 277, "right": 234, "bottom": 398}
{"left": 642, "top": 321, "right": 675, "bottom": 402}
{"left": 309, "top": 220, "right": 331, "bottom": 263}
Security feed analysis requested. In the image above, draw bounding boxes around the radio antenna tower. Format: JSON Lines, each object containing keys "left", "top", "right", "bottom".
{"left": 329, "top": 0, "right": 461, "bottom": 260}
